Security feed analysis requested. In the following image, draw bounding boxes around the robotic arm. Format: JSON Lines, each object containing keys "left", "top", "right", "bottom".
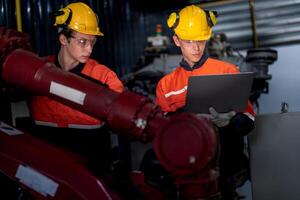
{"left": 0, "top": 27, "right": 219, "bottom": 199}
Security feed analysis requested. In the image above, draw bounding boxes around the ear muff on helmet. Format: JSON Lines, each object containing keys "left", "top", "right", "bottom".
{"left": 167, "top": 9, "right": 218, "bottom": 30}
{"left": 204, "top": 10, "right": 218, "bottom": 27}
{"left": 167, "top": 11, "right": 180, "bottom": 30}
{"left": 52, "top": 8, "right": 73, "bottom": 27}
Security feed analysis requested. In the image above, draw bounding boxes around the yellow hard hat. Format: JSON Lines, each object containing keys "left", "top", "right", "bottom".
{"left": 54, "top": 2, "right": 103, "bottom": 36}
{"left": 167, "top": 5, "right": 217, "bottom": 41}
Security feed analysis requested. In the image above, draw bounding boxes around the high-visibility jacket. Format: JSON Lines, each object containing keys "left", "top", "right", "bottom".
{"left": 156, "top": 57, "right": 255, "bottom": 118}
{"left": 30, "top": 56, "right": 124, "bottom": 129}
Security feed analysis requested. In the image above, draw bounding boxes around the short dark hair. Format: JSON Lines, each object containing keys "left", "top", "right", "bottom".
{"left": 58, "top": 27, "right": 73, "bottom": 39}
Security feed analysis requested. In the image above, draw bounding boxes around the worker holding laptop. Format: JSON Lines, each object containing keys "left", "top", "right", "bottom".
{"left": 155, "top": 5, "right": 255, "bottom": 200}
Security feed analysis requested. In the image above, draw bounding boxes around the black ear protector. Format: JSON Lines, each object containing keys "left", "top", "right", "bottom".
{"left": 204, "top": 10, "right": 218, "bottom": 27}
{"left": 50, "top": 7, "right": 73, "bottom": 27}
{"left": 168, "top": 9, "right": 218, "bottom": 30}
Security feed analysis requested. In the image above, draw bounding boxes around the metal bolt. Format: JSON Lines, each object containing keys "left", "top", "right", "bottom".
{"left": 189, "top": 155, "right": 196, "bottom": 164}
{"left": 134, "top": 118, "right": 147, "bottom": 129}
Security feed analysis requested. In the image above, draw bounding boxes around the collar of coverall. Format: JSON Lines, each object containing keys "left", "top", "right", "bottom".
{"left": 179, "top": 50, "right": 209, "bottom": 71}
{"left": 54, "top": 55, "right": 108, "bottom": 87}
{"left": 54, "top": 55, "right": 85, "bottom": 75}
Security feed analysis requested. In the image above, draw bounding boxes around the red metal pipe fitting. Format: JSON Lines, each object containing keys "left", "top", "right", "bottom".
{"left": 2, "top": 47, "right": 219, "bottom": 199}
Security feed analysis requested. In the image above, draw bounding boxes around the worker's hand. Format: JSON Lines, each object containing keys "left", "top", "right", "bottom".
{"left": 197, "top": 107, "right": 236, "bottom": 128}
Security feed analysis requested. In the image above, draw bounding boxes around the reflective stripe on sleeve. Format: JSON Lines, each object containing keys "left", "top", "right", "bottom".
{"left": 164, "top": 86, "right": 188, "bottom": 98}
{"left": 244, "top": 112, "right": 255, "bottom": 121}
{"left": 68, "top": 123, "right": 105, "bottom": 129}
{"left": 35, "top": 121, "right": 58, "bottom": 127}
{"left": 34, "top": 120, "right": 104, "bottom": 129}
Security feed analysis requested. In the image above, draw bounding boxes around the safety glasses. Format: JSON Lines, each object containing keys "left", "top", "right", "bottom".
{"left": 70, "top": 36, "right": 97, "bottom": 48}
{"left": 179, "top": 39, "right": 206, "bottom": 47}
{"left": 176, "top": 35, "right": 206, "bottom": 47}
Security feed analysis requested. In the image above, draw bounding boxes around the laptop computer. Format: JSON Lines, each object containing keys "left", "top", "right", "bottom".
{"left": 185, "top": 72, "right": 254, "bottom": 114}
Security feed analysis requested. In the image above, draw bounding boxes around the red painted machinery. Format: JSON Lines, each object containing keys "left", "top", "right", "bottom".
{"left": 0, "top": 27, "right": 219, "bottom": 200}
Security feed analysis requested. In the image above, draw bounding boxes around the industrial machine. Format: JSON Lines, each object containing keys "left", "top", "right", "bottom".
{"left": 0, "top": 27, "right": 219, "bottom": 200}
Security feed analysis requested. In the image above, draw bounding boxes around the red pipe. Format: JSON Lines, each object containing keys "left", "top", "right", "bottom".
{"left": 0, "top": 126, "right": 118, "bottom": 200}
{"left": 2, "top": 48, "right": 219, "bottom": 199}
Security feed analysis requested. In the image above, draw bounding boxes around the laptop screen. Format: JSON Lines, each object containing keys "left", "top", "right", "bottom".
{"left": 185, "top": 72, "right": 254, "bottom": 113}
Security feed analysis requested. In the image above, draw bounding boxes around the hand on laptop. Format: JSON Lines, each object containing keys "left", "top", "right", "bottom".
{"left": 197, "top": 107, "right": 236, "bottom": 127}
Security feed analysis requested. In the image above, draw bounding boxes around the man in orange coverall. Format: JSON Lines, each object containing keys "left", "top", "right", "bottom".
{"left": 28, "top": 2, "right": 123, "bottom": 177}
{"left": 156, "top": 5, "right": 255, "bottom": 200}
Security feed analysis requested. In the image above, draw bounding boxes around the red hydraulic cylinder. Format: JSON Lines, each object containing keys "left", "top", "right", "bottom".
{"left": 2, "top": 49, "right": 159, "bottom": 141}
{"left": 2, "top": 49, "right": 219, "bottom": 199}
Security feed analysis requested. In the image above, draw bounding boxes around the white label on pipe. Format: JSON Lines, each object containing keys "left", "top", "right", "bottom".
{"left": 15, "top": 165, "right": 59, "bottom": 197}
{"left": 0, "top": 121, "right": 23, "bottom": 135}
{"left": 50, "top": 81, "right": 86, "bottom": 105}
